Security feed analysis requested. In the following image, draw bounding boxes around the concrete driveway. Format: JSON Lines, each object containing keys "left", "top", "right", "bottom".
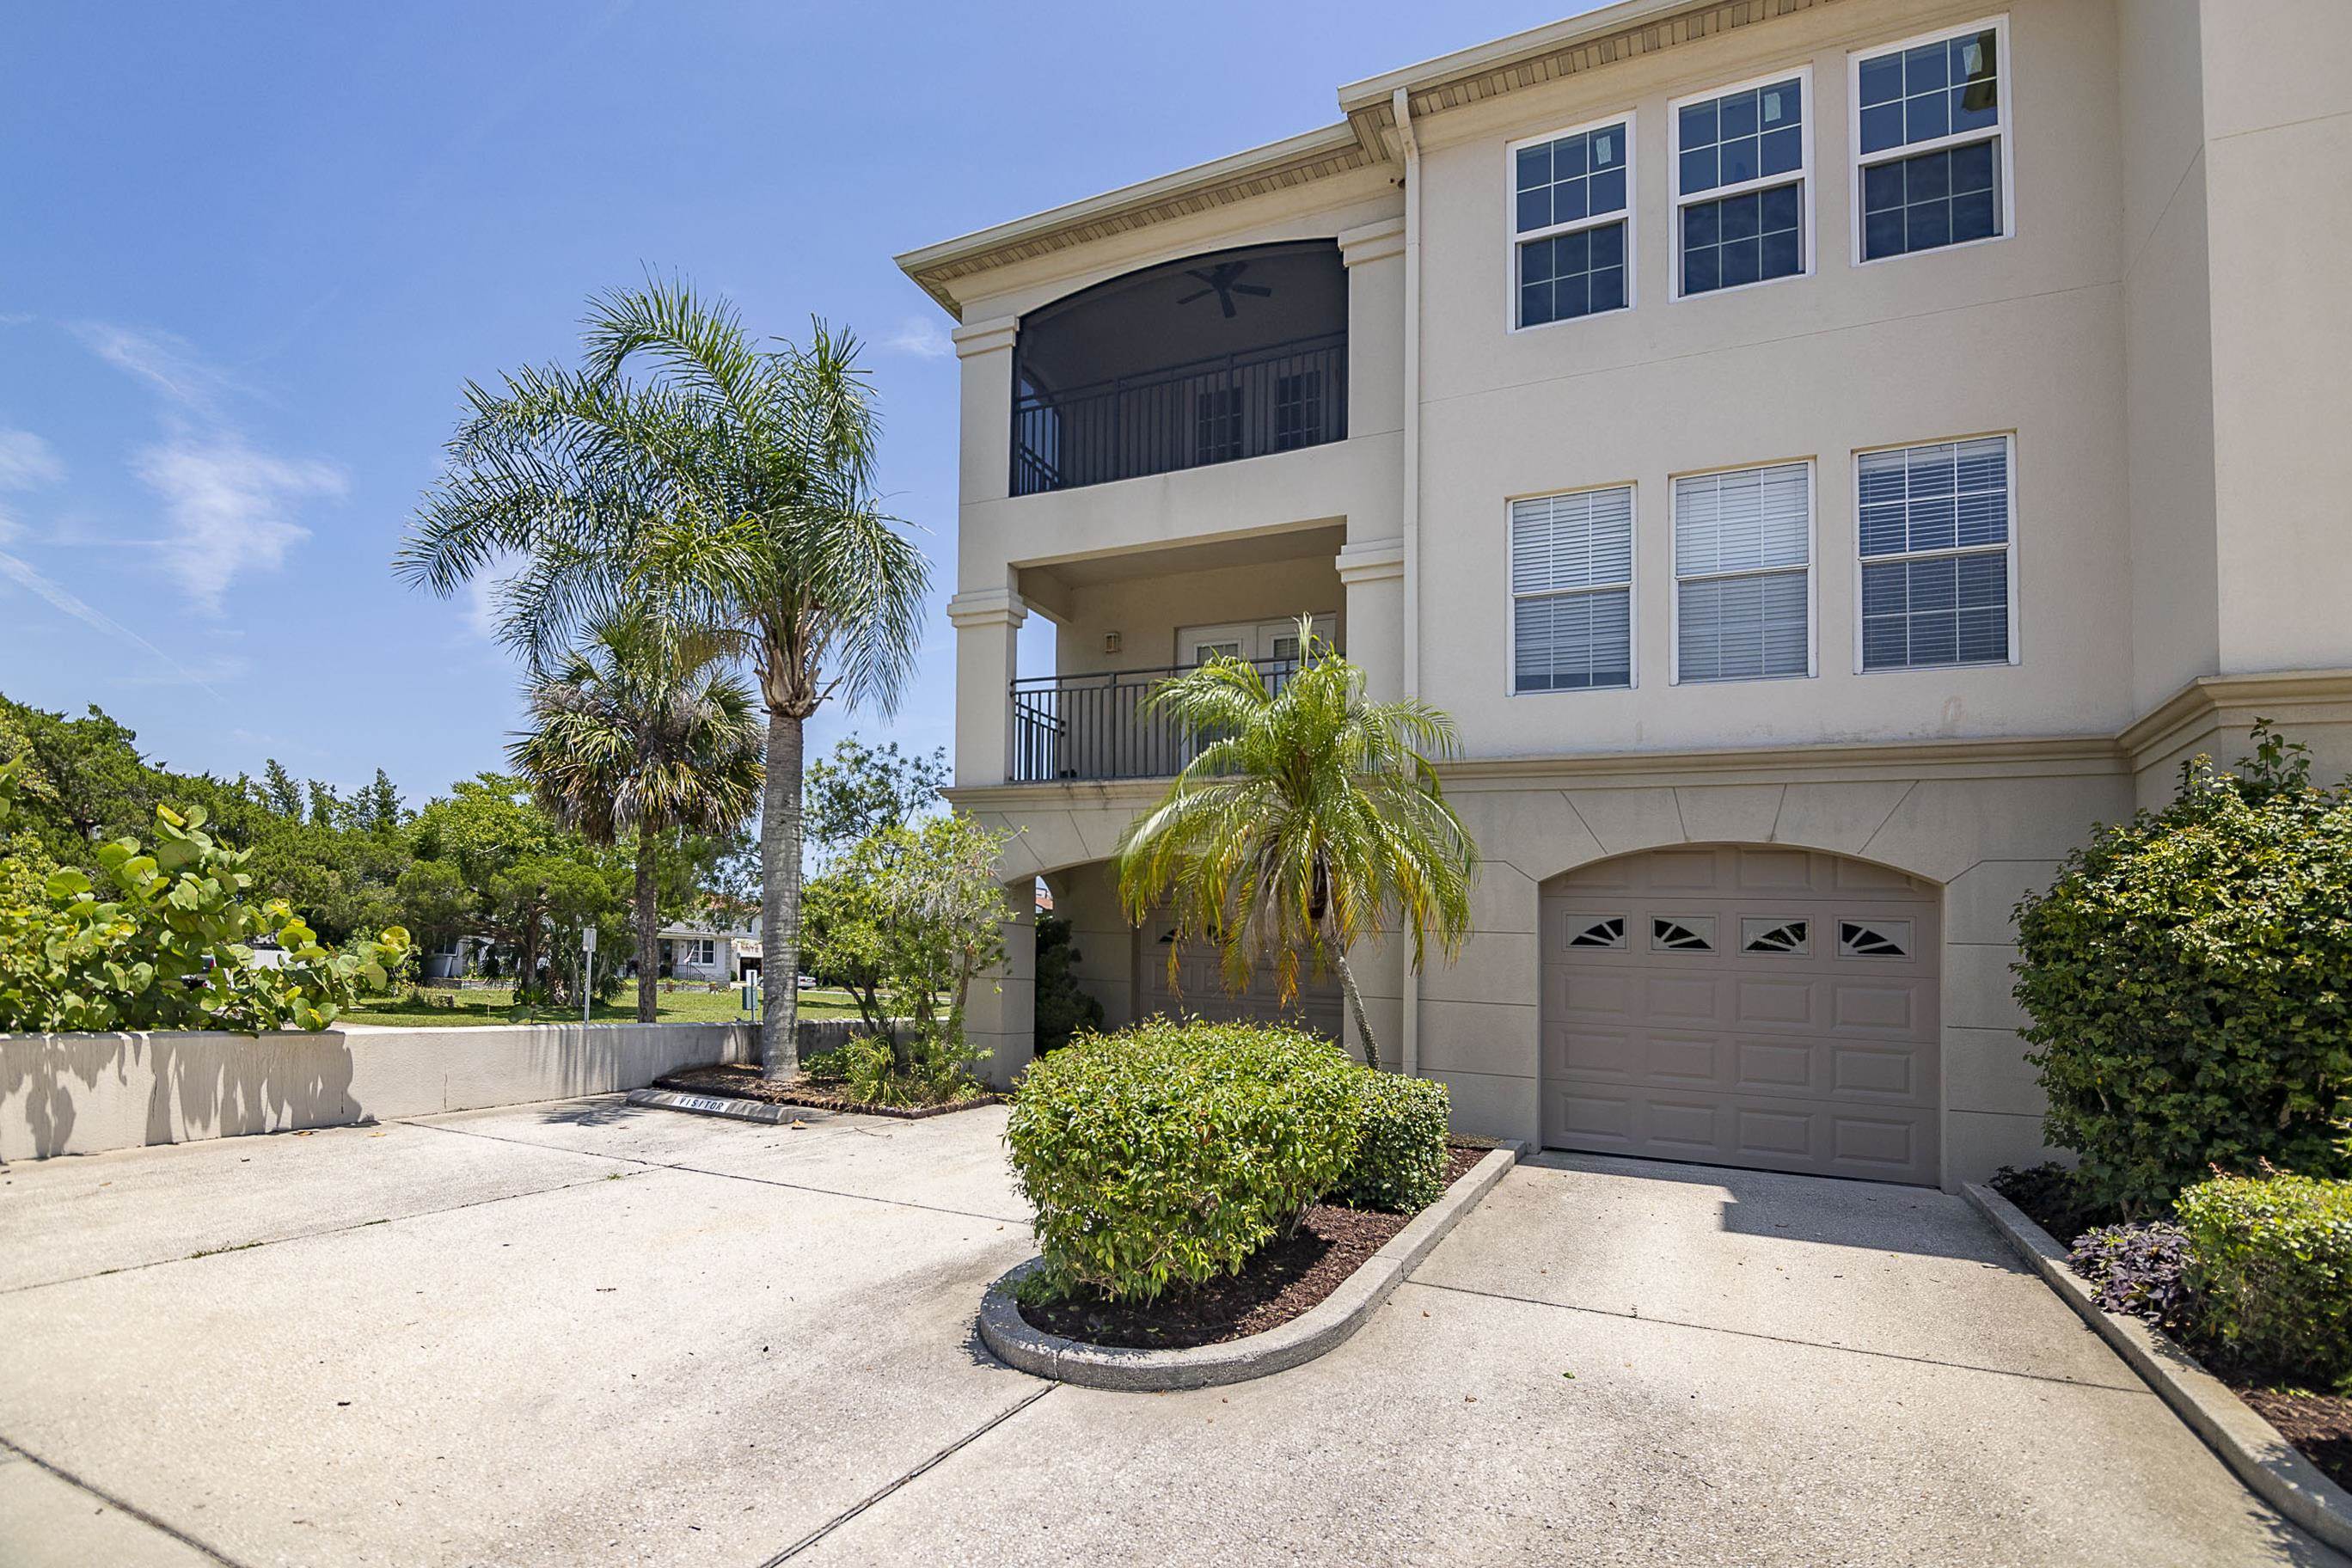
{"left": 0, "top": 1101, "right": 2337, "bottom": 1567}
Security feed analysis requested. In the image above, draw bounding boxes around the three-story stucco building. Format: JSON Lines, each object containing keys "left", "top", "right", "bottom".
{"left": 897, "top": 0, "right": 2352, "bottom": 1190}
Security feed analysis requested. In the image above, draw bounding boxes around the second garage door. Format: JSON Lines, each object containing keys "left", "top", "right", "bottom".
{"left": 1540, "top": 845, "right": 1940, "bottom": 1185}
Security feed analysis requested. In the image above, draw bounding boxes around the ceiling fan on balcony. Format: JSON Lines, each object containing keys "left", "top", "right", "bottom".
{"left": 1175, "top": 260, "right": 1272, "bottom": 319}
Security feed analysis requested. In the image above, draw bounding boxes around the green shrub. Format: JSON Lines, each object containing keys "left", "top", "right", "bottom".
{"left": 2013, "top": 724, "right": 2352, "bottom": 1216}
{"left": 1335, "top": 1070, "right": 1450, "bottom": 1213}
{"left": 2175, "top": 1172, "right": 2352, "bottom": 1389}
{"left": 1005, "top": 1019, "right": 1363, "bottom": 1302}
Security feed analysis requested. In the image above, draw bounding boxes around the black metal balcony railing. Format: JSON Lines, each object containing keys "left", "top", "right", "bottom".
{"left": 1010, "top": 656, "right": 1313, "bottom": 782}
{"left": 1012, "top": 332, "right": 1347, "bottom": 496}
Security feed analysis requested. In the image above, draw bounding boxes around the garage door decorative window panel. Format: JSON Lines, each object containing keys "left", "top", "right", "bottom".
{"left": 1541, "top": 845, "right": 1941, "bottom": 1184}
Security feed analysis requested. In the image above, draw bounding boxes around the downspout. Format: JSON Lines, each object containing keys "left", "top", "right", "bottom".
{"left": 1393, "top": 86, "right": 1424, "bottom": 1080}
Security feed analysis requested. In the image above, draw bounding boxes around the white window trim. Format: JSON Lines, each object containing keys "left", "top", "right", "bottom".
{"left": 1505, "top": 110, "right": 1639, "bottom": 334}
{"left": 1666, "top": 64, "right": 1816, "bottom": 302}
{"left": 1667, "top": 456, "right": 1819, "bottom": 685}
{"left": 1847, "top": 14, "right": 2018, "bottom": 267}
{"left": 1850, "top": 431, "right": 2023, "bottom": 673}
{"left": 1505, "top": 481, "right": 1639, "bottom": 696}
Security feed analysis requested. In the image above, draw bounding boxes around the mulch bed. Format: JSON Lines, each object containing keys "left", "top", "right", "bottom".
{"left": 2209, "top": 1365, "right": 2352, "bottom": 1496}
{"left": 1018, "top": 1145, "right": 1487, "bottom": 1351}
{"left": 652, "top": 1063, "right": 1005, "bottom": 1121}
{"left": 1995, "top": 1173, "right": 2352, "bottom": 1495}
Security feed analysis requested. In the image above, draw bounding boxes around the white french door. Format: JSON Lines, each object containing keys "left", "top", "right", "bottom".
{"left": 1175, "top": 615, "right": 1335, "bottom": 668}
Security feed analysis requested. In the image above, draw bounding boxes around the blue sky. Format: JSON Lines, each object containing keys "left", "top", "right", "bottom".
{"left": 2, "top": 0, "right": 1577, "bottom": 807}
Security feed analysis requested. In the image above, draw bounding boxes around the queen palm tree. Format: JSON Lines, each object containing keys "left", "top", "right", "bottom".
{"left": 509, "top": 610, "right": 764, "bottom": 1022}
{"left": 395, "top": 278, "right": 929, "bottom": 1075}
{"left": 1115, "top": 619, "right": 1478, "bottom": 1072}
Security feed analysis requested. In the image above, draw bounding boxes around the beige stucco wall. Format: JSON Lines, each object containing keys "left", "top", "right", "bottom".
{"left": 959, "top": 744, "right": 2131, "bottom": 1190}
{"left": 1409, "top": 0, "right": 2132, "bottom": 757}
{"left": 932, "top": 0, "right": 2352, "bottom": 1186}
{"left": 0, "top": 1022, "right": 752, "bottom": 1162}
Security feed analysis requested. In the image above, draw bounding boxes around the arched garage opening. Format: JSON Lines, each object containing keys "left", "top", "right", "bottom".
{"left": 1539, "top": 844, "right": 1941, "bottom": 1185}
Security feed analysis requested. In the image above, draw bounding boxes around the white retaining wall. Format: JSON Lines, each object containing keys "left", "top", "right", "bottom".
{"left": 0, "top": 1021, "right": 755, "bottom": 1162}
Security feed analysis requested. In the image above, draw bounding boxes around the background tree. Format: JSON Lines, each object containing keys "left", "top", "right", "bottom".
{"left": 1116, "top": 620, "right": 1476, "bottom": 1073}
{"left": 396, "top": 277, "right": 929, "bottom": 1076}
{"left": 261, "top": 759, "right": 304, "bottom": 819}
{"left": 803, "top": 738, "right": 948, "bottom": 867}
{"left": 507, "top": 610, "right": 764, "bottom": 1021}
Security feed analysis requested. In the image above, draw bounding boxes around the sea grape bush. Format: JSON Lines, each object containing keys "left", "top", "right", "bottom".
{"left": 0, "top": 756, "right": 412, "bottom": 1034}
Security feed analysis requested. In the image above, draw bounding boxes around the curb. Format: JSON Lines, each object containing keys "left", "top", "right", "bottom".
{"left": 1963, "top": 1182, "right": 2352, "bottom": 1555}
{"left": 625, "top": 1088, "right": 809, "bottom": 1125}
{"left": 980, "top": 1144, "right": 1522, "bottom": 1393}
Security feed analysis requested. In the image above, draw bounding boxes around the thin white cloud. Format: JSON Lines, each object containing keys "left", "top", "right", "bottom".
{"left": 73, "top": 322, "right": 247, "bottom": 413}
{"left": 112, "top": 653, "right": 254, "bottom": 689}
{"left": 0, "top": 428, "right": 64, "bottom": 490}
{"left": 132, "top": 432, "right": 346, "bottom": 612}
{"left": 74, "top": 322, "right": 346, "bottom": 610}
{"left": 881, "top": 315, "right": 954, "bottom": 361}
{"left": 0, "top": 548, "right": 234, "bottom": 702}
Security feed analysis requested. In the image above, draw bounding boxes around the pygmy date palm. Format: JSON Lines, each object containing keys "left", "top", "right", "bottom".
{"left": 509, "top": 611, "right": 764, "bottom": 1022}
{"left": 1115, "top": 619, "right": 1477, "bottom": 1072}
{"left": 396, "top": 278, "right": 929, "bottom": 1073}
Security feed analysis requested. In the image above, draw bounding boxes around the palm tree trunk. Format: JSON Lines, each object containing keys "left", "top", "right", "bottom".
{"left": 759, "top": 707, "right": 805, "bottom": 1078}
{"left": 634, "top": 821, "right": 658, "bottom": 1024}
{"left": 1332, "top": 949, "right": 1382, "bottom": 1073}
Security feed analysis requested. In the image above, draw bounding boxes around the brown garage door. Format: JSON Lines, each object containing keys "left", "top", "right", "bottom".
{"left": 1540, "top": 845, "right": 1940, "bottom": 1184}
{"left": 1137, "top": 916, "right": 1344, "bottom": 1040}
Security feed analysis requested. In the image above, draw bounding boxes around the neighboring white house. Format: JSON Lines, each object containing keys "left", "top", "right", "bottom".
{"left": 648, "top": 919, "right": 758, "bottom": 984}
{"left": 900, "top": 0, "right": 2352, "bottom": 1191}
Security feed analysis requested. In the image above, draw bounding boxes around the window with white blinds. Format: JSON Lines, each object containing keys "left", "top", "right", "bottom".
{"left": 1858, "top": 435, "right": 2013, "bottom": 670}
{"left": 1673, "top": 462, "right": 1812, "bottom": 681}
{"left": 1510, "top": 486, "right": 1633, "bottom": 691}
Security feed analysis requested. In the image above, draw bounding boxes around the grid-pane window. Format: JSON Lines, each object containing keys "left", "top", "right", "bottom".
{"left": 1858, "top": 436, "right": 2012, "bottom": 670}
{"left": 1513, "top": 120, "right": 1632, "bottom": 328}
{"left": 1854, "top": 21, "right": 2007, "bottom": 260}
{"left": 1674, "top": 463, "right": 1810, "bottom": 681}
{"left": 1512, "top": 487, "right": 1633, "bottom": 691}
{"left": 1673, "top": 76, "right": 1806, "bottom": 296}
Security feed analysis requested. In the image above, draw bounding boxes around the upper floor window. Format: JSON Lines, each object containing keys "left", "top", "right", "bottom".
{"left": 1673, "top": 462, "right": 1813, "bottom": 682}
{"left": 1510, "top": 485, "right": 1634, "bottom": 691}
{"left": 1670, "top": 70, "right": 1811, "bottom": 297}
{"left": 1511, "top": 117, "right": 1632, "bottom": 328}
{"left": 1857, "top": 435, "right": 2015, "bottom": 670}
{"left": 1851, "top": 17, "right": 2012, "bottom": 262}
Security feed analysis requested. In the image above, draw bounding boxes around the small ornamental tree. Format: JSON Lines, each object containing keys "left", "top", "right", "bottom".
{"left": 2013, "top": 724, "right": 2352, "bottom": 1216}
{"left": 807, "top": 812, "right": 1011, "bottom": 1102}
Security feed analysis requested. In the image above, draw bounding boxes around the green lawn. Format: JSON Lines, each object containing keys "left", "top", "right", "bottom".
{"left": 338, "top": 985, "right": 868, "bottom": 1028}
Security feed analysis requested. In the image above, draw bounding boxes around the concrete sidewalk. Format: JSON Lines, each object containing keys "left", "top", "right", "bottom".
{"left": 1, "top": 1106, "right": 2337, "bottom": 1566}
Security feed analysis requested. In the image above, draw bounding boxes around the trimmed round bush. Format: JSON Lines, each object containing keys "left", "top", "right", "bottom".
{"left": 2176, "top": 1173, "right": 2352, "bottom": 1389}
{"left": 2013, "top": 728, "right": 2352, "bottom": 1216}
{"left": 1005, "top": 1019, "right": 1363, "bottom": 1303}
{"left": 1335, "top": 1070, "right": 1450, "bottom": 1213}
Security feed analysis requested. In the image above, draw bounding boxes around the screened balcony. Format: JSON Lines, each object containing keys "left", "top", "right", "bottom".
{"left": 1012, "top": 240, "right": 1348, "bottom": 496}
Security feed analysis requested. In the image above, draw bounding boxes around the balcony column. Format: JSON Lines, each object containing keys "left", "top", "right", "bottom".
{"left": 1333, "top": 538, "right": 1409, "bottom": 1069}
{"left": 946, "top": 586, "right": 1028, "bottom": 787}
{"left": 965, "top": 876, "right": 1037, "bottom": 1090}
{"left": 952, "top": 315, "right": 1019, "bottom": 504}
{"left": 1337, "top": 540, "right": 1406, "bottom": 702}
